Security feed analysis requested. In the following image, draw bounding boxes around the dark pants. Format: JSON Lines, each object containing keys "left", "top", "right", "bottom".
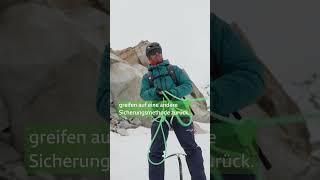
{"left": 149, "top": 117, "right": 206, "bottom": 180}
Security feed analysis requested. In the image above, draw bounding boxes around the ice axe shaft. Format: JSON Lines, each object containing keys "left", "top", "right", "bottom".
{"left": 178, "top": 155, "right": 183, "bottom": 180}
{"left": 166, "top": 153, "right": 186, "bottom": 180}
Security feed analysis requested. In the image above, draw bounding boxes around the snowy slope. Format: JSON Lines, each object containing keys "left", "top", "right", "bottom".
{"left": 110, "top": 122, "right": 210, "bottom": 180}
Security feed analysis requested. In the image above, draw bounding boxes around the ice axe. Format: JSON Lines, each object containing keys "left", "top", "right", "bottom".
{"left": 165, "top": 153, "right": 187, "bottom": 180}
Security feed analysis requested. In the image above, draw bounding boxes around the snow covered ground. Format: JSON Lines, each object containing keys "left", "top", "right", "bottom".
{"left": 110, "top": 122, "right": 210, "bottom": 180}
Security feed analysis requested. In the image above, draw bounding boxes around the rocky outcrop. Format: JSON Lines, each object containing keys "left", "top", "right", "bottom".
{"left": 114, "top": 40, "right": 149, "bottom": 66}
{"left": 110, "top": 61, "right": 145, "bottom": 104}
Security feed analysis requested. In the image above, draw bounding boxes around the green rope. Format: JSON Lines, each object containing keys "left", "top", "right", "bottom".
{"left": 148, "top": 90, "right": 207, "bottom": 165}
{"left": 146, "top": 88, "right": 320, "bottom": 179}
{"left": 162, "top": 90, "right": 193, "bottom": 127}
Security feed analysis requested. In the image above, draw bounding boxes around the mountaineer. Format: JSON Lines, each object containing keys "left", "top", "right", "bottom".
{"left": 140, "top": 42, "right": 207, "bottom": 180}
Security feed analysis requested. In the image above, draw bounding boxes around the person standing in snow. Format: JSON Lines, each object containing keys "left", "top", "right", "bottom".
{"left": 140, "top": 42, "right": 207, "bottom": 180}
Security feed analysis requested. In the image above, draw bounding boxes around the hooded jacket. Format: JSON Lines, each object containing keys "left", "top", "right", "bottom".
{"left": 140, "top": 59, "right": 193, "bottom": 101}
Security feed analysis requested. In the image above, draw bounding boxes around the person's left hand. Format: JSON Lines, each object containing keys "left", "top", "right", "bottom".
{"left": 156, "top": 87, "right": 164, "bottom": 98}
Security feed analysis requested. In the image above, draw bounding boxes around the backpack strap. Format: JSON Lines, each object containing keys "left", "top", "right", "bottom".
{"left": 147, "top": 64, "right": 195, "bottom": 115}
{"left": 148, "top": 70, "right": 172, "bottom": 88}
{"left": 167, "top": 64, "right": 178, "bottom": 86}
{"left": 147, "top": 64, "right": 179, "bottom": 88}
{"left": 147, "top": 70, "right": 155, "bottom": 88}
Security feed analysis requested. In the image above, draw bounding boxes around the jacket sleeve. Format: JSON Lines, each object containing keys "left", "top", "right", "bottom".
{"left": 169, "top": 66, "right": 193, "bottom": 98}
{"left": 212, "top": 15, "right": 265, "bottom": 115}
{"left": 140, "top": 74, "right": 162, "bottom": 101}
{"left": 96, "top": 46, "right": 109, "bottom": 119}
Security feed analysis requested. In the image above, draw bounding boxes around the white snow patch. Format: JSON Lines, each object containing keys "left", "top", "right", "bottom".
{"left": 110, "top": 122, "right": 210, "bottom": 180}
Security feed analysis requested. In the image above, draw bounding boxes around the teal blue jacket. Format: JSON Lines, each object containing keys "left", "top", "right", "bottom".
{"left": 211, "top": 13, "right": 265, "bottom": 115}
{"left": 140, "top": 59, "right": 193, "bottom": 101}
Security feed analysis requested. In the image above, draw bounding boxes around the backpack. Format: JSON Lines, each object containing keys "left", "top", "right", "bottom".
{"left": 147, "top": 64, "right": 178, "bottom": 88}
{"left": 147, "top": 64, "right": 195, "bottom": 115}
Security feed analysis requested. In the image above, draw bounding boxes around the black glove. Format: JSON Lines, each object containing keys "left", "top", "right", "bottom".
{"left": 156, "top": 87, "right": 164, "bottom": 98}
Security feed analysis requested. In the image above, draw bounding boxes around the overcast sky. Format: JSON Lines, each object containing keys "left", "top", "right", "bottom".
{"left": 111, "top": 0, "right": 210, "bottom": 88}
